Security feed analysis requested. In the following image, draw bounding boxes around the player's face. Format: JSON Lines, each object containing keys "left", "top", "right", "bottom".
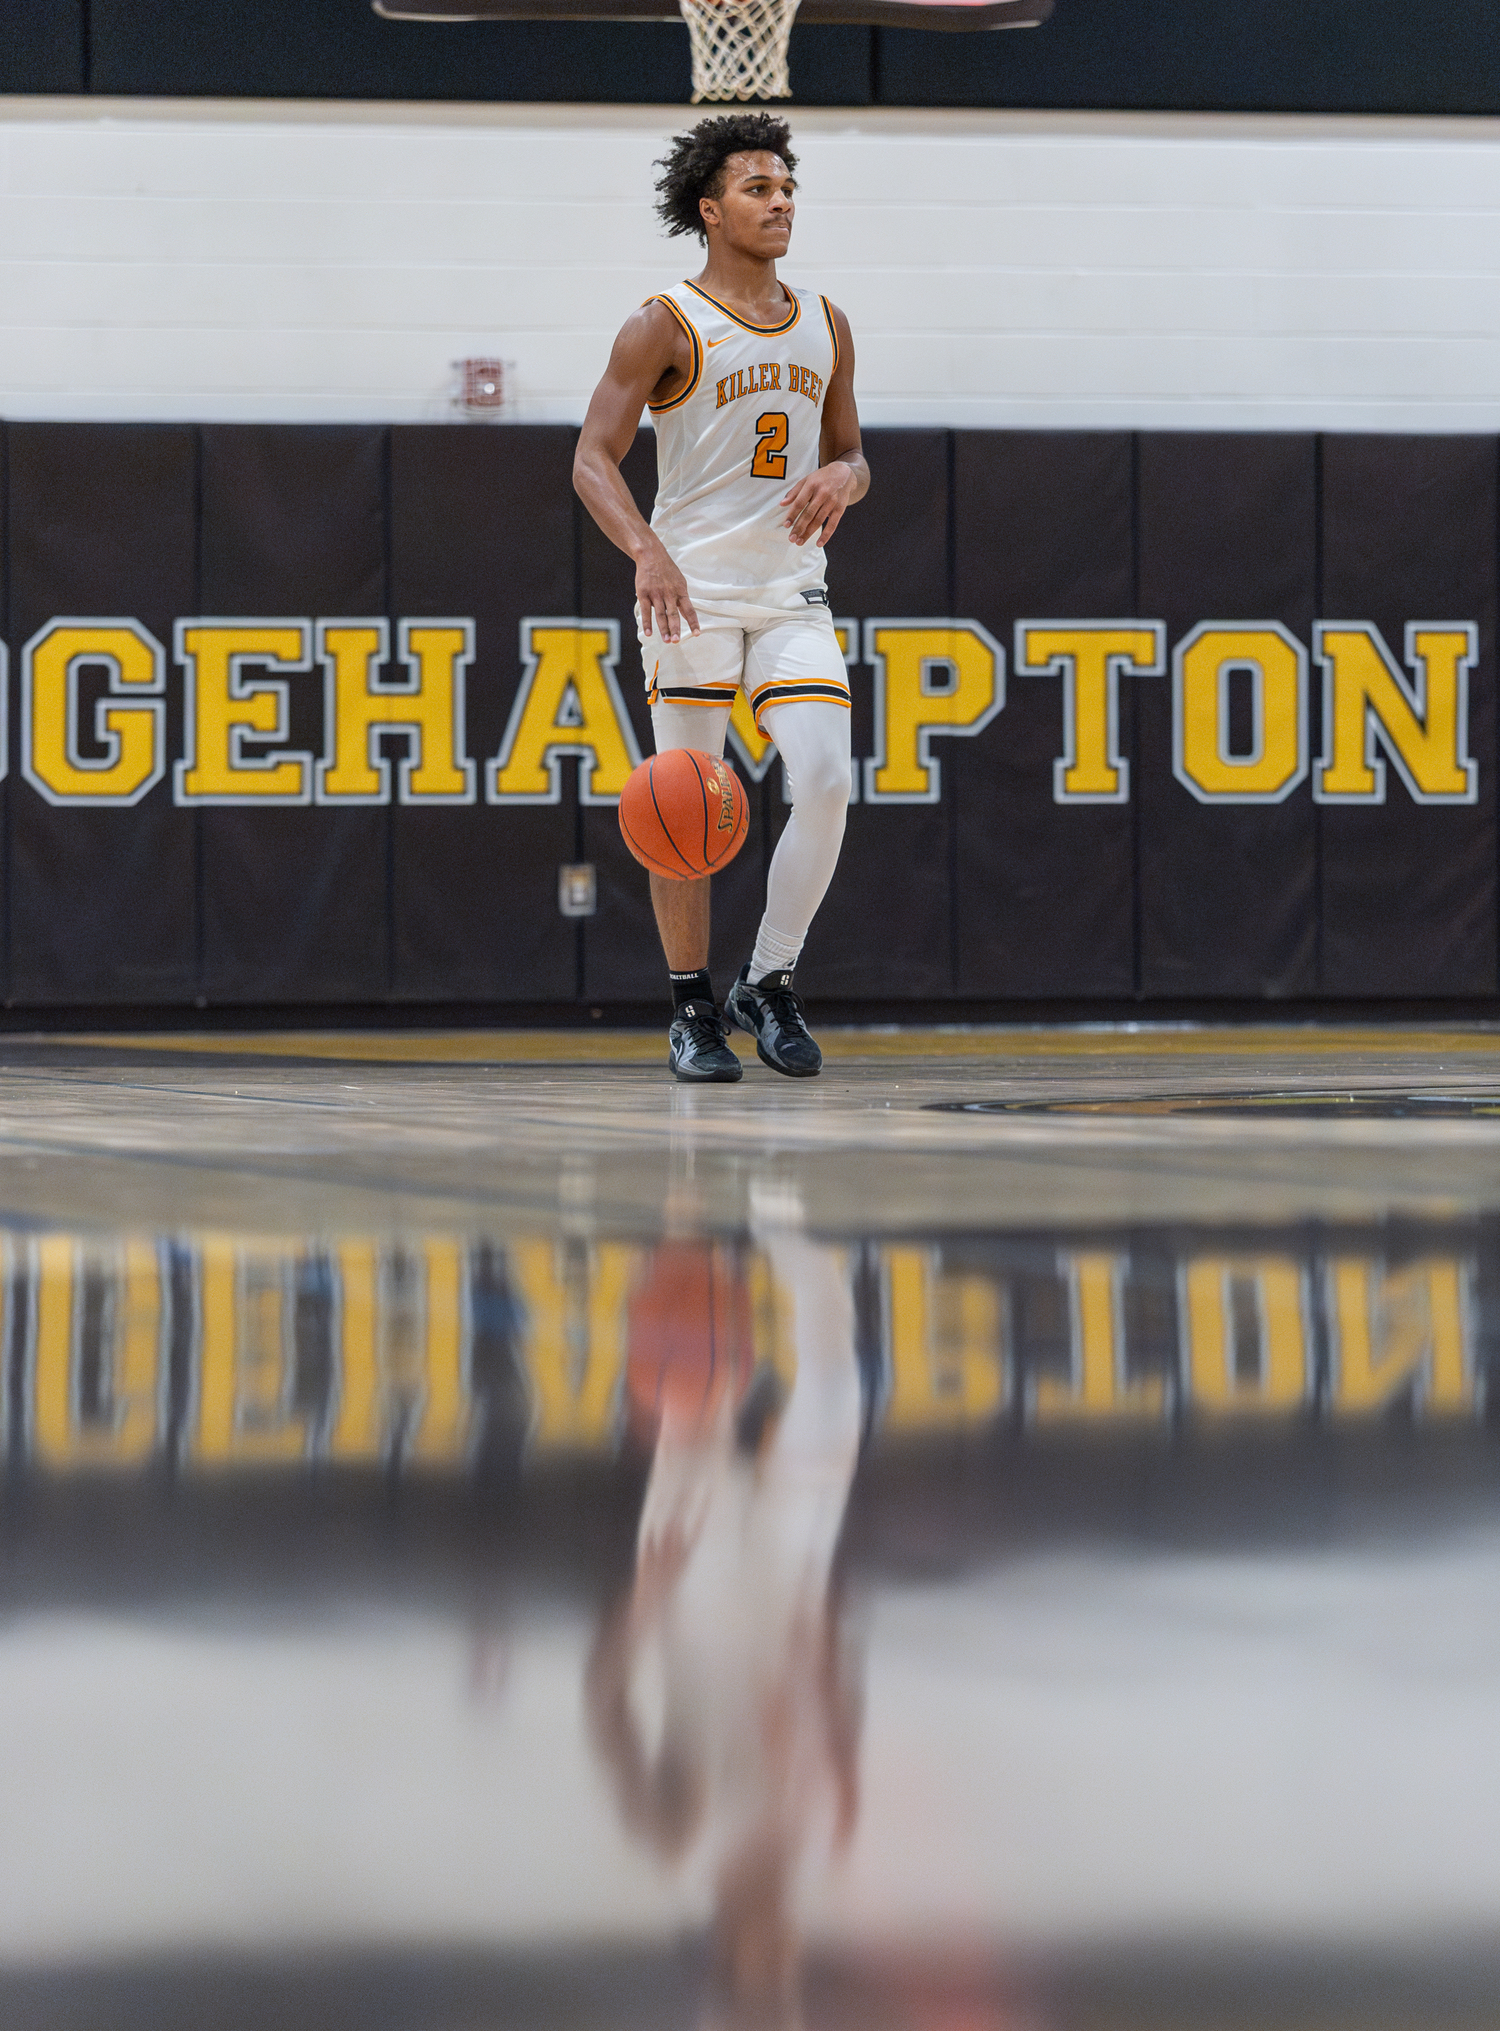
{"left": 705, "top": 151, "right": 796, "bottom": 257}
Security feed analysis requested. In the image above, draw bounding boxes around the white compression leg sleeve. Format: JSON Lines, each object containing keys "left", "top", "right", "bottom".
{"left": 750, "top": 701, "right": 852, "bottom": 978}
{"left": 648, "top": 700, "right": 732, "bottom": 760}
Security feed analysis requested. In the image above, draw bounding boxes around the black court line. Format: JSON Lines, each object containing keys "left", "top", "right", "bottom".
{"left": 929, "top": 1089, "right": 1500, "bottom": 1119}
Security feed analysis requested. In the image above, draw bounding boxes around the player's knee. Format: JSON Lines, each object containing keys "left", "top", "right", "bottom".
{"left": 793, "top": 751, "right": 852, "bottom": 816}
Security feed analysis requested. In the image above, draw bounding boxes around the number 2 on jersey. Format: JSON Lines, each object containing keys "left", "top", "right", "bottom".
{"left": 751, "top": 411, "right": 789, "bottom": 480}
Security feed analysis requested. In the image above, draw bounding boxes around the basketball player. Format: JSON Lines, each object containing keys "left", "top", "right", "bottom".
{"left": 587, "top": 1208, "right": 863, "bottom": 2028}
{"left": 574, "top": 113, "right": 869, "bottom": 1082}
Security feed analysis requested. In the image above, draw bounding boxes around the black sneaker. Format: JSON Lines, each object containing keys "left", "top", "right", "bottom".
{"left": 725, "top": 966, "right": 822, "bottom": 1078}
{"left": 667, "top": 1000, "right": 743, "bottom": 1083}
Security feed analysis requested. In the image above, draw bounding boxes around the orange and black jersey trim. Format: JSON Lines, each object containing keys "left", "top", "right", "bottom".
{"left": 819, "top": 295, "right": 840, "bottom": 374}
{"left": 646, "top": 295, "right": 703, "bottom": 414}
{"left": 683, "top": 278, "right": 802, "bottom": 336}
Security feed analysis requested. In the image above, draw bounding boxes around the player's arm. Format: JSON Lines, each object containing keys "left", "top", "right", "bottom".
{"left": 783, "top": 302, "right": 869, "bottom": 549}
{"left": 573, "top": 303, "right": 701, "bottom": 643}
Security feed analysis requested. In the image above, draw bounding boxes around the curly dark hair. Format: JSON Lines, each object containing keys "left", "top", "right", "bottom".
{"left": 653, "top": 113, "right": 798, "bottom": 242}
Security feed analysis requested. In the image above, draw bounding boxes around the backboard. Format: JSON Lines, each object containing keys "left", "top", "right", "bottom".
{"left": 376, "top": 0, "right": 1051, "bottom": 30}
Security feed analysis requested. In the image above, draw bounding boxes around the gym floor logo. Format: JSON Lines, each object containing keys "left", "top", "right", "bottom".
{"left": 0, "top": 614, "right": 1480, "bottom": 810}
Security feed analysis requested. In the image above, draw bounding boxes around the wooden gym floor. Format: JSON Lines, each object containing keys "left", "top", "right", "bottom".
{"left": 0, "top": 1020, "right": 1496, "bottom": 2031}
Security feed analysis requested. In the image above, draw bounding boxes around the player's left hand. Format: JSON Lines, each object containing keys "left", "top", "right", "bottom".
{"left": 781, "top": 460, "right": 857, "bottom": 548}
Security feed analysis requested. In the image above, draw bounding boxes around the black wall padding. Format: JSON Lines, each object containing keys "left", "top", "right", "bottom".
{"left": 0, "top": 1, "right": 84, "bottom": 94}
{"left": 805, "top": 429, "right": 952, "bottom": 1000}
{"left": 70, "top": 0, "right": 1500, "bottom": 114}
{"left": 87, "top": 0, "right": 871, "bottom": 107}
{"left": 6, "top": 425, "right": 199, "bottom": 1005}
{"left": 1319, "top": 436, "right": 1498, "bottom": 996}
{"left": 952, "top": 430, "right": 1135, "bottom": 998}
{"left": 4, "top": 421, "right": 1500, "bottom": 1013}
{"left": 1136, "top": 433, "right": 1318, "bottom": 999}
{"left": 877, "top": 0, "right": 1500, "bottom": 115}
{"left": 390, "top": 426, "right": 578, "bottom": 1003}
{"left": 197, "top": 427, "right": 388, "bottom": 1003}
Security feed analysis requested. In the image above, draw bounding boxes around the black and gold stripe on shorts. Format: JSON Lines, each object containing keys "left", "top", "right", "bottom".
{"left": 750, "top": 679, "right": 851, "bottom": 734}
{"left": 650, "top": 681, "right": 738, "bottom": 708}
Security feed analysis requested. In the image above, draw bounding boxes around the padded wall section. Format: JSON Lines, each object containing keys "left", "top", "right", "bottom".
{"left": 389, "top": 427, "right": 578, "bottom": 1003}
{"left": 70, "top": 0, "right": 1500, "bottom": 113}
{"left": 6, "top": 425, "right": 198, "bottom": 1004}
{"left": 0, "top": 0, "right": 84, "bottom": 92}
{"left": 1136, "top": 433, "right": 1318, "bottom": 999}
{"left": 88, "top": 0, "right": 871, "bottom": 104}
{"left": 1318, "top": 436, "right": 1498, "bottom": 996}
{"left": 952, "top": 430, "right": 1135, "bottom": 998}
{"left": 878, "top": 0, "right": 1500, "bottom": 115}
{"left": 197, "top": 427, "right": 388, "bottom": 1002}
{"left": 803, "top": 430, "right": 952, "bottom": 999}
{"left": 0, "top": 423, "right": 1497, "bottom": 1012}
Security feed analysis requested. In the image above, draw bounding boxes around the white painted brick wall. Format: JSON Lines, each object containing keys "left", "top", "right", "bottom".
{"left": 0, "top": 97, "right": 1498, "bottom": 430}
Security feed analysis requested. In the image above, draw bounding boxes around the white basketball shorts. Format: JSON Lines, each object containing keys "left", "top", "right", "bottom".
{"left": 639, "top": 595, "right": 850, "bottom": 739}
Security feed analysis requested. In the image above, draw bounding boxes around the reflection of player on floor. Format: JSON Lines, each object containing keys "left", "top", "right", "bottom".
{"left": 574, "top": 113, "right": 870, "bottom": 1083}
{"left": 587, "top": 1223, "right": 863, "bottom": 2029}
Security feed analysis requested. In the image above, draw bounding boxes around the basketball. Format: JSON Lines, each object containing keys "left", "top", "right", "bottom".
{"left": 625, "top": 1243, "right": 754, "bottom": 1434}
{"left": 618, "top": 749, "right": 749, "bottom": 881}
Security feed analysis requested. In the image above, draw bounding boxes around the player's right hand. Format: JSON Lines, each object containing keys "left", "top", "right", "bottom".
{"left": 635, "top": 541, "right": 700, "bottom": 644}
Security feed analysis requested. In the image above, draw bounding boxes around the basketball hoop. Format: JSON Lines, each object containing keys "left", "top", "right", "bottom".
{"left": 374, "top": 0, "right": 1056, "bottom": 97}
{"left": 678, "top": 0, "right": 799, "bottom": 102}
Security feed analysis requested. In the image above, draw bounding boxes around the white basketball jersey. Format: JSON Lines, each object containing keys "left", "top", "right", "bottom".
{"left": 647, "top": 279, "right": 841, "bottom": 604}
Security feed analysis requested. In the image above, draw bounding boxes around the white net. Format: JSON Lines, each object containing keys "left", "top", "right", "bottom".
{"left": 679, "top": 0, "right": 801, "bottom": 101}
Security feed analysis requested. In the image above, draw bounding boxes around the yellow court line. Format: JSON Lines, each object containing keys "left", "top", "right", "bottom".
{"left": 33, "top": 1024, "right": 1500, "bottom": 1067}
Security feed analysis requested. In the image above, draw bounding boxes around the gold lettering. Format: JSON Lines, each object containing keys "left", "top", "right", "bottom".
{"left": 1032, "top": 1252, "right": 1166, "bottom": 1422}
{"left": 22, "top": 620, "right": 166, "bottom": 806}
{"left": 1315, "top": 623, "right": 1477, "bottom": 804}
{"left": 883, "top": 1248, "right": 1005, "bottom": 1431}
{"left": 489, "top": 621, "right": 641, "bottom": 802}
{"left": 329, "top": 1239, "right": 471, "bottom": 1464}
{"left": 1328, "top": 1257, "right": 1471, "bottom": 1416}
{"left": 1174, "top": 624, "right": 1307, "bottom": 803}
{"left": 192, "top": 1238, "right": 313, "bottom": 1463}
{"left": 510, "top": 1237, "right": 638, "bottom": 1448}
{"left": 1182, "top": 1256, "right": 1308, "bottom": 1413}
{"left": 174, "top": 622, "right": 312, "bottom": 804}
{"left": 31, "top": 1236, "right": 161, "bottom": 1467}
{"left": 1017, "top": 622, "right": 1166, "bottom": 802}
{"left": 865, "top": 622, "right": 1005, "bottom": 801}
{"left": 317, "top": 619, "right": 475, "bottom": 804}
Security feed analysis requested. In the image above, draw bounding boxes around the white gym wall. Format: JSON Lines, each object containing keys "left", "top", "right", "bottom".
{"left": 0, "top": 96, "right": 1495, "bottom": 431}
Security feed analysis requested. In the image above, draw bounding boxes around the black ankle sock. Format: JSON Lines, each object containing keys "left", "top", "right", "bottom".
{"left": 669, "top": 968, "right": 713, "bottom": 1012}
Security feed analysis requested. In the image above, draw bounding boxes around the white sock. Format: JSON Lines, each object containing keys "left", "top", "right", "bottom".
{"left": 750, "top": 919, "right": 805, "bottom": 981}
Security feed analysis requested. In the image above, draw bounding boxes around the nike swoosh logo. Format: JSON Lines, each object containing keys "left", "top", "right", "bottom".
{"left": 706, "top": 335, "right": 732, "bottom": 348}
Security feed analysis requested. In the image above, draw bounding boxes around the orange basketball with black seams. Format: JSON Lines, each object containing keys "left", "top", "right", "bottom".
{"left": 618, "top": 749, "right": 749, "bottom": 880}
